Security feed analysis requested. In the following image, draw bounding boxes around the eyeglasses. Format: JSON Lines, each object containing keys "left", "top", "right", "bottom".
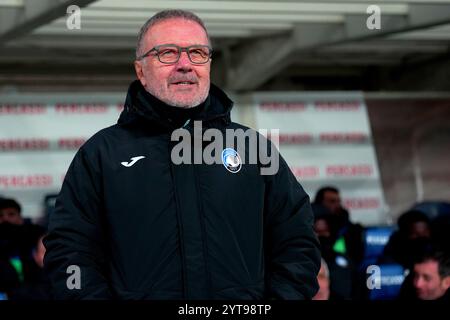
{"left": 136, "top": 44, "right": 212, "bottom": 64}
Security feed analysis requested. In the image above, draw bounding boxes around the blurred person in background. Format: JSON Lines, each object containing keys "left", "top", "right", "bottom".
{"left": 413, "top": 251, "right": 449, "bottom": 301}
{"left": 0, "top": 198, "right": 47, "bottom": 299}
{"left": 0, "top": 198, "right": 24, "bottom": 225}
{"left": 312, "top": 204, "right": 359, "bottom": 300}
{"left": 399, "top": 250, "right": 449, "bottom": 301}
{"left": 314, "top": 186, "right": 341, "bottom": 215}
{"left": 314, "top": 187, "right": 364, "bottom": 266}
{"left": 0, "top": 198, "right": 46, "bottom": 254}
{"left": 381, "top": 210, "right": 432, "bottom": 269}
{"left": 8, "top": 235, "right": 51, "bottom": 300}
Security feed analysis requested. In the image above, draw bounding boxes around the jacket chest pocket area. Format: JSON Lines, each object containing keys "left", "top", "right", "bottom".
{"left": 102, "top": 142, "right": 174, "bottom": 216}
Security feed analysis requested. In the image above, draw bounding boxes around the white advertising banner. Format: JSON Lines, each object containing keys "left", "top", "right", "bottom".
{"left": 0, "top": 93, "right": 125, "bottom": 219}
{"left": 252, "top": 92, "right": 388, "bottom": 225}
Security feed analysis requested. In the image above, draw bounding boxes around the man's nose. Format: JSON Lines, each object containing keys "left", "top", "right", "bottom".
{"left": 414, "top": 277, "right": 425, "bottom": 288}
{"left": 175, "top": 51, "right": 193, "bottom": 71}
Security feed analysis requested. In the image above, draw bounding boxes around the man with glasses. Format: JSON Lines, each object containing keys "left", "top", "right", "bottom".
{"left": 44, "top": 9, "right": 320, "bottom": 300}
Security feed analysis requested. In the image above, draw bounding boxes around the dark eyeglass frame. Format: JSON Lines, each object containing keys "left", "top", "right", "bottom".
{"left": 136, "top": 44, "right": 213, "bottom": 64}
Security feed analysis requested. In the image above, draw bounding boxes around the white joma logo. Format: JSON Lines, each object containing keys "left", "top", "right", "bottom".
{"left": 121, "top": 156, "right": 145, "bottom": 167}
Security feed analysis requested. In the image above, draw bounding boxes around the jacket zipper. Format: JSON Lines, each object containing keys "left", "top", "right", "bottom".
{"left": 167, "top": 136, "right": 189, "bottom": 299}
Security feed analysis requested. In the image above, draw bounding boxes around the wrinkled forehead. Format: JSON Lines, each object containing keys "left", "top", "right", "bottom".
{"left": 144, "top": 18, "right": 209, "bottom": 49}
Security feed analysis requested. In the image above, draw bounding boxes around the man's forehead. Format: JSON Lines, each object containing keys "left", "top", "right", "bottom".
{"left": 145, "top": 18, "right": 208, "bottom": 45}
{"left": 416, "top": 260, "right": 439, "bottom": 273}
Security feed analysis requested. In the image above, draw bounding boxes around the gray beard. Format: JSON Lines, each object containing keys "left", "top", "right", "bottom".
{"left": 145, "top": 86, "right": 209, "bottom": 109}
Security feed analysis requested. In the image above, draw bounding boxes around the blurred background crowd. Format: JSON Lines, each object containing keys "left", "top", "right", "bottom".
{"left": 311, "top": 187, "right": 449, "bottom": 301}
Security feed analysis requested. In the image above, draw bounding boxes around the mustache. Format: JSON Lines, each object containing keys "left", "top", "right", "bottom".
{"left": 168, "top": 75, "right": 198, "bottom": 84}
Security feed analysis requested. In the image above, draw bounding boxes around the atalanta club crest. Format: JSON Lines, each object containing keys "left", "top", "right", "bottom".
{"left": 221, "top": 148, "right": 242, "bottom": 173}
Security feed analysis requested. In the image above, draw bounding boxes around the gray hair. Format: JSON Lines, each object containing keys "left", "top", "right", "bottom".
{"left": 136, "top": 9, "right": 211, "bottom": 59}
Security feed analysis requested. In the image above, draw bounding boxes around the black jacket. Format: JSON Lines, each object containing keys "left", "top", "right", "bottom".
{"left": 43, "top": 80, "right": 320, "bottom": 300}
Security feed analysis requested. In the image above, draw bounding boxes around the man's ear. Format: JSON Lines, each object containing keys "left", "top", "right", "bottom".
{"left": 442, "top": 276, "right": 450, "bottom": 290}
{"left": 134, "top": 60, "right": 146, "bottom": 87}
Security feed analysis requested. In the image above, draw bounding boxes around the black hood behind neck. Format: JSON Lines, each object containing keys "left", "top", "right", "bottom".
{"left": 118, "top": 80, "right": 233, "bottom": 130}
